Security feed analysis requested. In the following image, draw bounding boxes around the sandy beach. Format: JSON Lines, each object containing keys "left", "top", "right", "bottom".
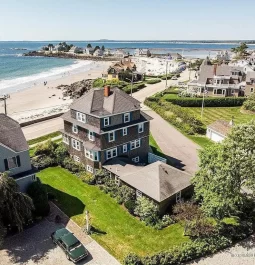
{"left": 1, "top": 61, "right": 111, "bottom": 122}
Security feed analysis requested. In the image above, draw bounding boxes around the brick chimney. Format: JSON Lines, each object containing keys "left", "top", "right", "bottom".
{"left": 104, "top": 85, "right": 110, "bottom": 97}
{"left": 213, "top": 64, "right": 217, "bottom": 76}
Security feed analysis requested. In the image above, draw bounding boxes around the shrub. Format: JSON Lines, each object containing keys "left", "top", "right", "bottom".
{"left": 165, "top": 96, "right": 246, "bottom": 107}
{"left": 124, "top": 200, "right": 136, "bottom": 214}
{"left": 27, "top": 180, "right": 50, "bottom": 217}
{"left": 123, "top": 253, "right": 143, "bottom": 265}
{"left": 93, "top": 78, "right": 105, "bottom": 87}
{"left": 134, "top": 197, "right": 159, "bottom": 226}
{"left": 119, "top": 185, "right": 136, "bottom": 202}
{"left": 53, "top": 143, "right": 69, "bottom": 164}
{"left": 146, "top": 79, "right": 161, "bottom": 84}
{"left": 243, "top": 93, "right": 255, "bottom": 111}
{"left": 123, "top": 83, "right": 146, "bottom": 94}
{"left": 162, "top": 215, "right": 175, "bottom": 227}
{"left": 34, "top": 140, "right": 57, "bottom": 156}
{"left": 79, "top": 172, "right": 95, "bottom": 185}
{"left": 62, "top": 157, "right": 85, "bottom": 173}
{"left": 31, "top": 155, "right": 56, "bottom": 169}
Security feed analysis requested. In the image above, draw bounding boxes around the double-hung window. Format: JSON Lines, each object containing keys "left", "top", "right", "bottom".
{"left": 124, "top": 113, "right": 130, "bottom": 123}
{"left": 138, "top": 123, "right": 144, "bottom": 133}
{"left": 71, "top": 139, "right": 80, "bottom": 151}
{"left": 132, "top": 156, "right": 140, "bottom": 163}
{"left": 130, "top": 139, "right": 141, "bottom": 150}
{"left": 108, "top": 131, "right": 115, "bottom": 142}
{"left": 106, "top": 148, "right": 117, "bottom": 160}
{"left": 123, "top": 144, "right": 127, "bottom": 153}
{"left": 104, "top": 117, "right": 110, "bottom": 127}
{"left": 76, "top": 112, "right": 86, "bottom": 123}
{"left": 86, "top": 165, "right": 94, "bottom": 173}
{"left": 73, "top": 155, "right": 80, "bottom": 163}
{"left": 88, "top": 131, "right": 95, "bottom": 141}
{"left": 6, "top": 156, "right": 19, "bottom": 170}
{"left": 72, "top": 124, "right": 78, "bottom": 134}
{"left": 123, "top": 127, "right": 127, "bottom": 136}
{"left": 85, "top": 149, "right": 99, "bottom": 161}
{"left": 63, "top": 134, "right": 69, "bottom": 144}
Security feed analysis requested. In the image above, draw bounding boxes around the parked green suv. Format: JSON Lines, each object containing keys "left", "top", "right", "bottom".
{"left": 51, "top": 228, "right": 88, "bottom": 263}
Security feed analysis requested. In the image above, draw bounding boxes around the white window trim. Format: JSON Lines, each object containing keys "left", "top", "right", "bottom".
{"left": 85, "top": 149, "right": 99, "bottom": 161}
{"left": 76, "top": 112, "right": 86, "bottom": 123}
{"left": 7, "top": 156, "right": 19, "bottom": 170}
{"left": 86, "top": 165, "right": 94, "bottom": 173}
{"left": 73, "top": 155, "right": 80, "bottom": 163}
{"left": 132, "top": 156, "right": 140, "bottom": 163}
{"left": 88, "top": 131, "right": 95, "bottom": 141}
{"left": 104, "top": 117, "right": 110, "bottom": 127}
{"left": 138, "top": 123, "right": 144, "bottom": 133}
{"left": 251, "top": 87, "right": 254, "bottom": 93}
{"left": 63, "top": 134, "right": 69, "bottom": 145}
{"left": 72, "top": 124, "right": 78, "bottom": 134}
{"left": 123, "top": 127, "right": 127, "bottom": 136}
{"left": 108, "top": 131, "right": 115, "bottom": 142}
{"left": 124, "top": 113, "right": 130, "bottom": 123}
{"left": 123, "top": 144, "right": 127, "bottom": 153}
{"left": 130, "top": 139, "right": 141, "bottom": 150}
{"left": 106, "top": 148, "right": 117, "bottom": 160}
{"left": 71, "top": 139, "right": 81, "bottom": 151}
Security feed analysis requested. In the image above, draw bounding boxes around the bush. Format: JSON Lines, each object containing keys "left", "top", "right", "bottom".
{"left": 93, "top": 78, "right": 105, "bottom": 87}
{"left": 31, "top": 155, "right": 56, "bottom": 169}
{"left": 165, "top": 96, "right": 246, "bottom": 107}
{"left": 79, "top": 172, "right": 96, "bottom": 185}
{"left": 145, "top": 98, "right": 206, "bottom": 135}
{"left": 124, "top": 200, "right": 136, "bottom": 214}
{"left": 123, "top": 253, "right": 143, "bottom": 265}
{"left": 134, "top": 197, "right": 159, "bottom": 226}
{"left": 162, "top": 215, "right": 175, "bottom": 227}
{"left": 123, "top": 83, "right": 146, "bottom": 94}
{"left": 53, "top": 143, "right": 69, "bottom": 164}
{"left": 27, "top": 180, "right": 50, "bottom": 217}
{"left": 118, "top": 185, "right": 136, "bottom": 202}
{"left": 146, "top": 79, "right": 161, "bottom": 84}
{"left": 243, "top": 93, "right": 255, "bottom": 111}
{"left": 34, "top": 140, "right": 57, "bottom": 156}
{"left": 62, "top": 157, "right": 85, "bottom": 173}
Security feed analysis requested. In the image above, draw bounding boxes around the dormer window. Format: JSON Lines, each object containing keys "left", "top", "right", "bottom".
{"left": 104, "top": 117, "right": 110, "bottom": 127}
{"left": 124, "top": 113, "right": 130, "bottom": 123}
{"left": 88, "top": 131, "right": 95, "bottom": 141}
{"left": 72, "top": 124, "right": 78, "bottom": 134}
{"left": 76, "top": 112, "right": 86, "bottom": 123}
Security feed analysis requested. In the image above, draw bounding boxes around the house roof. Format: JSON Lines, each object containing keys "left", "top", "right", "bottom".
{"left": 103, "top": 159, "right": 192, "bottom": 202}
{"left": 109, "top": 59, "right": 136, "bottom": 73}
{"left": 246, "top": 71, "right": 255, "bottom": 83}
{"left": 0, "top": 114, "right": 29, "bottom": 152}
{"left": 70, "top": 87, "right": 141, "bottom": 117}
{"left": 207, "top": 120, "right": 232, "bottom": 136}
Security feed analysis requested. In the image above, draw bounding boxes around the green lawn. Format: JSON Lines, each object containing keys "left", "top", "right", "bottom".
{"left": 28, "top": 131, "right": 61, "bottom": 146}
{"left": 38, "top": 167, "right": 189, "bottom": 261}
{"left": 184, "top": 107, "right": 255, "bottom": 125}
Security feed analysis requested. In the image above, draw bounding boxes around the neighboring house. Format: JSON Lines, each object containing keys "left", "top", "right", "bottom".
{"left": 84, "top": 47, "right": 94, "bottom": 55}
{"left": 187, "top": 58, "right": 246, "bottom": 97}
{"left": 229, "top": 59, "right": 255, "bottom": 74}
{"left": 168, "top": 53, "right": 183, "bottom": 60}
{"left": 106, "top": 59, "right": 137, "bottom": 80}
{"left": 0, "top": 114, "right": 36, "bottom": 192}
{"left": 114, "top": 49, "right": 128, "bottom": 58}
{"left": 103, "top": 49, "right": 111, "bottom": 56}
{"left": 215, "top": 50, "right": 231, "bottom": 61}
{"left": 103, "top": 159, "right": 192, "bottom": 213}
{"left": 134, "top": 49, "right": 150, "bottom": 57}
{"left": 206, "top": 119, "right": 233, "bottom": 142}
{"left": 93, "top": 49, "right": 103, "bottom": 57}
{"left": 69, "top": 46, "right": 83, "bottom": 54}
{"left": 245, "top": 71, "right": 255, "bottom": 96}
{"left": 61, "top": 87, "right": 192, "bottom": 212}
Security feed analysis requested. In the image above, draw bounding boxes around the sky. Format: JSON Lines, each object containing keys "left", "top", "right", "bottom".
{"left": 0, "top": 0, "right": 255, "bottom": 41}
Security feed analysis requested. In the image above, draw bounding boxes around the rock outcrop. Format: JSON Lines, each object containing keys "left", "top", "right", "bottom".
{"left": 58, "top": 79, "right": 93, "bottom": 99}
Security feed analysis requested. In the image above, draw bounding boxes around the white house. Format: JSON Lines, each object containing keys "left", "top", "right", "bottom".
{"left": 114, "top": 49, "right": 128, "bottom": 58}
{"left": 215, "top": 50, "right": 231, "bottom": 61}
{"left": 84, "top": 47, "right": 94, "bottom": 55}
{"left": 93, "top": 49, "right": 103, "bottom": 56}
{"left": 206, "top": 119, "right": 233, "bottom": 143}
{"left": 69, "top": 46, "right": 83, "bottom": 54}
{"left": 134, "top": 49, "right": 150, "bottom": 57}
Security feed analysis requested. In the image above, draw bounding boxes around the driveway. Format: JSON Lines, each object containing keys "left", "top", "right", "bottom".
{"left": 0, "top": 204, "right": 120, "bottom": 265}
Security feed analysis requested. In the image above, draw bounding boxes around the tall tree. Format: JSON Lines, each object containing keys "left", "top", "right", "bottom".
{"left": 101, "top": 45, "right": 105, "bottom": 51}
{"left": 87, "top": 43, "right": 92, "bottom": 48}
{"left": 0, "top": 173, "right": 34, "bottom": 232}
{"left": 192, "top": 120, "right": 255, "bottom": 219}
{"left": 231, "top": 42, "right": 249, "bottom": 59}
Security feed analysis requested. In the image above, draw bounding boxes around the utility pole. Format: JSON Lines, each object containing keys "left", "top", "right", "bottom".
{"left": 131, "top": 72, "right": 134, "bottom": 97}
{"left": 0, "top": 94, "right": 10, "bottom": 115}
{"left": 165, "top": 60, "right": 168, "bottom": 88}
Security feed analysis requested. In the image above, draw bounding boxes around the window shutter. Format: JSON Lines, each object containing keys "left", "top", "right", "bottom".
{"left": 4, "top": 159, "right": 9, "bottom": 171}
{"left": 16, "top": 156, "right": 21, "bottom": 167}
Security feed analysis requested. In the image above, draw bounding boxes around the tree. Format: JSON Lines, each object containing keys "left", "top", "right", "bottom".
{"left": 134, "top": 197, "right": 159, "bottom": 226}
{"left": 243, "top": 93, "right": 255, "bottom": 111}
{"left": 94, "top": 45, "right": 100, "bottom": 52}
{"left": 101, "top": 45, "right": 105, "bottom": 51}
{"left": 193, "top": 120, "right": 255, "bottom": 219}
{"left": 0, "top": 173, "right": 34, "bottom": 231}
{"left": 87, "top": 43, "right": 92, "bottom": 48}
{"left": 231, "top": 42, "right": 249, "bottom": 59}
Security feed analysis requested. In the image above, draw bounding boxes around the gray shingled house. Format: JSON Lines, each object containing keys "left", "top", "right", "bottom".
{"left": 0, "top": 114, "right": 36, "bottom": 191}
{"left": 61, "top": 86, "right": 193, "bottom": 212}
{"left": 187, "top": 58, "right": 246, "bottom": 97}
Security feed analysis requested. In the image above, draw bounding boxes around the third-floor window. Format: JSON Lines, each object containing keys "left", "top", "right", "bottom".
{"left": 104, "top": 117, "right": 110, "bottom": 127}
{"left": 138, "top": 123, "right": 144, "bottom": 133}
{"left": 72, "top": 124, "right": 78, "bottom": 134}
{"left": 88, "top": 131, "right": 95, "bottom": 141}
{"left": 124, "top": 113, "right": 130, "bottom": 123}
{"left": 123, "top": 127, "right": 127, "bottom": 136}
{"left": 76, "top": 112, "right": 86, "bottom": 123}
{"left": 108, "top": 131, "right": 115, "bottom": 142}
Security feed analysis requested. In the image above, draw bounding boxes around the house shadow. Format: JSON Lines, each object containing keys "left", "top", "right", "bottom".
{"left": 150, "top": 146, "right": 185, "bottom": 170}
{"left": 2, "top": 187, "right": 86, "bottom": 264}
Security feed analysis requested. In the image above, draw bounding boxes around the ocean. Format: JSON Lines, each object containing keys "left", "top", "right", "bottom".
{"left": 0, "top": 41, "right": 253, "bottom": 94}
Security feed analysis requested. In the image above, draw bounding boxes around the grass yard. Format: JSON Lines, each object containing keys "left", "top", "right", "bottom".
{"left": 184, "top": 107, "right": 254, "bottom": 125}
{"left": 28, "top": 131, "right": 61, "bottom": 145}
{"left": 38, "top": 167, "right": 189, "bottom": 261}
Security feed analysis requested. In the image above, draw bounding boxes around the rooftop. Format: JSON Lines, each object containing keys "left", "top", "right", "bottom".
{"left": 70, "top": 87, "right": 141, "bottom": 117}
{"left": 103, "top": 158, "right": 192, "bottom": 202}
{"left": 207, "top": 120, "right": 233, "bottom": 136}
{"left": 0, "top": 114, "right": 28, "bottom": 152}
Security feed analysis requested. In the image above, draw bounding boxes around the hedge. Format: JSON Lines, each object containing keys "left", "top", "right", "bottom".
{"left": 165, "top": 97, "right": 246, "bottom": 107}
{"left": 146, "top": 79, "right": 161, "bottom": 84}
{"left": 145, "top": 98, "right": 206, "bottom": 135}
{"left": 123, "top": 83, "right": 146, "bottom": 94}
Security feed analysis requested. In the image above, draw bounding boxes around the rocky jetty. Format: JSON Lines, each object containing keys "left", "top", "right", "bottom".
{"left": 57, "top": 79, "right": 93, "bottom": 99}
